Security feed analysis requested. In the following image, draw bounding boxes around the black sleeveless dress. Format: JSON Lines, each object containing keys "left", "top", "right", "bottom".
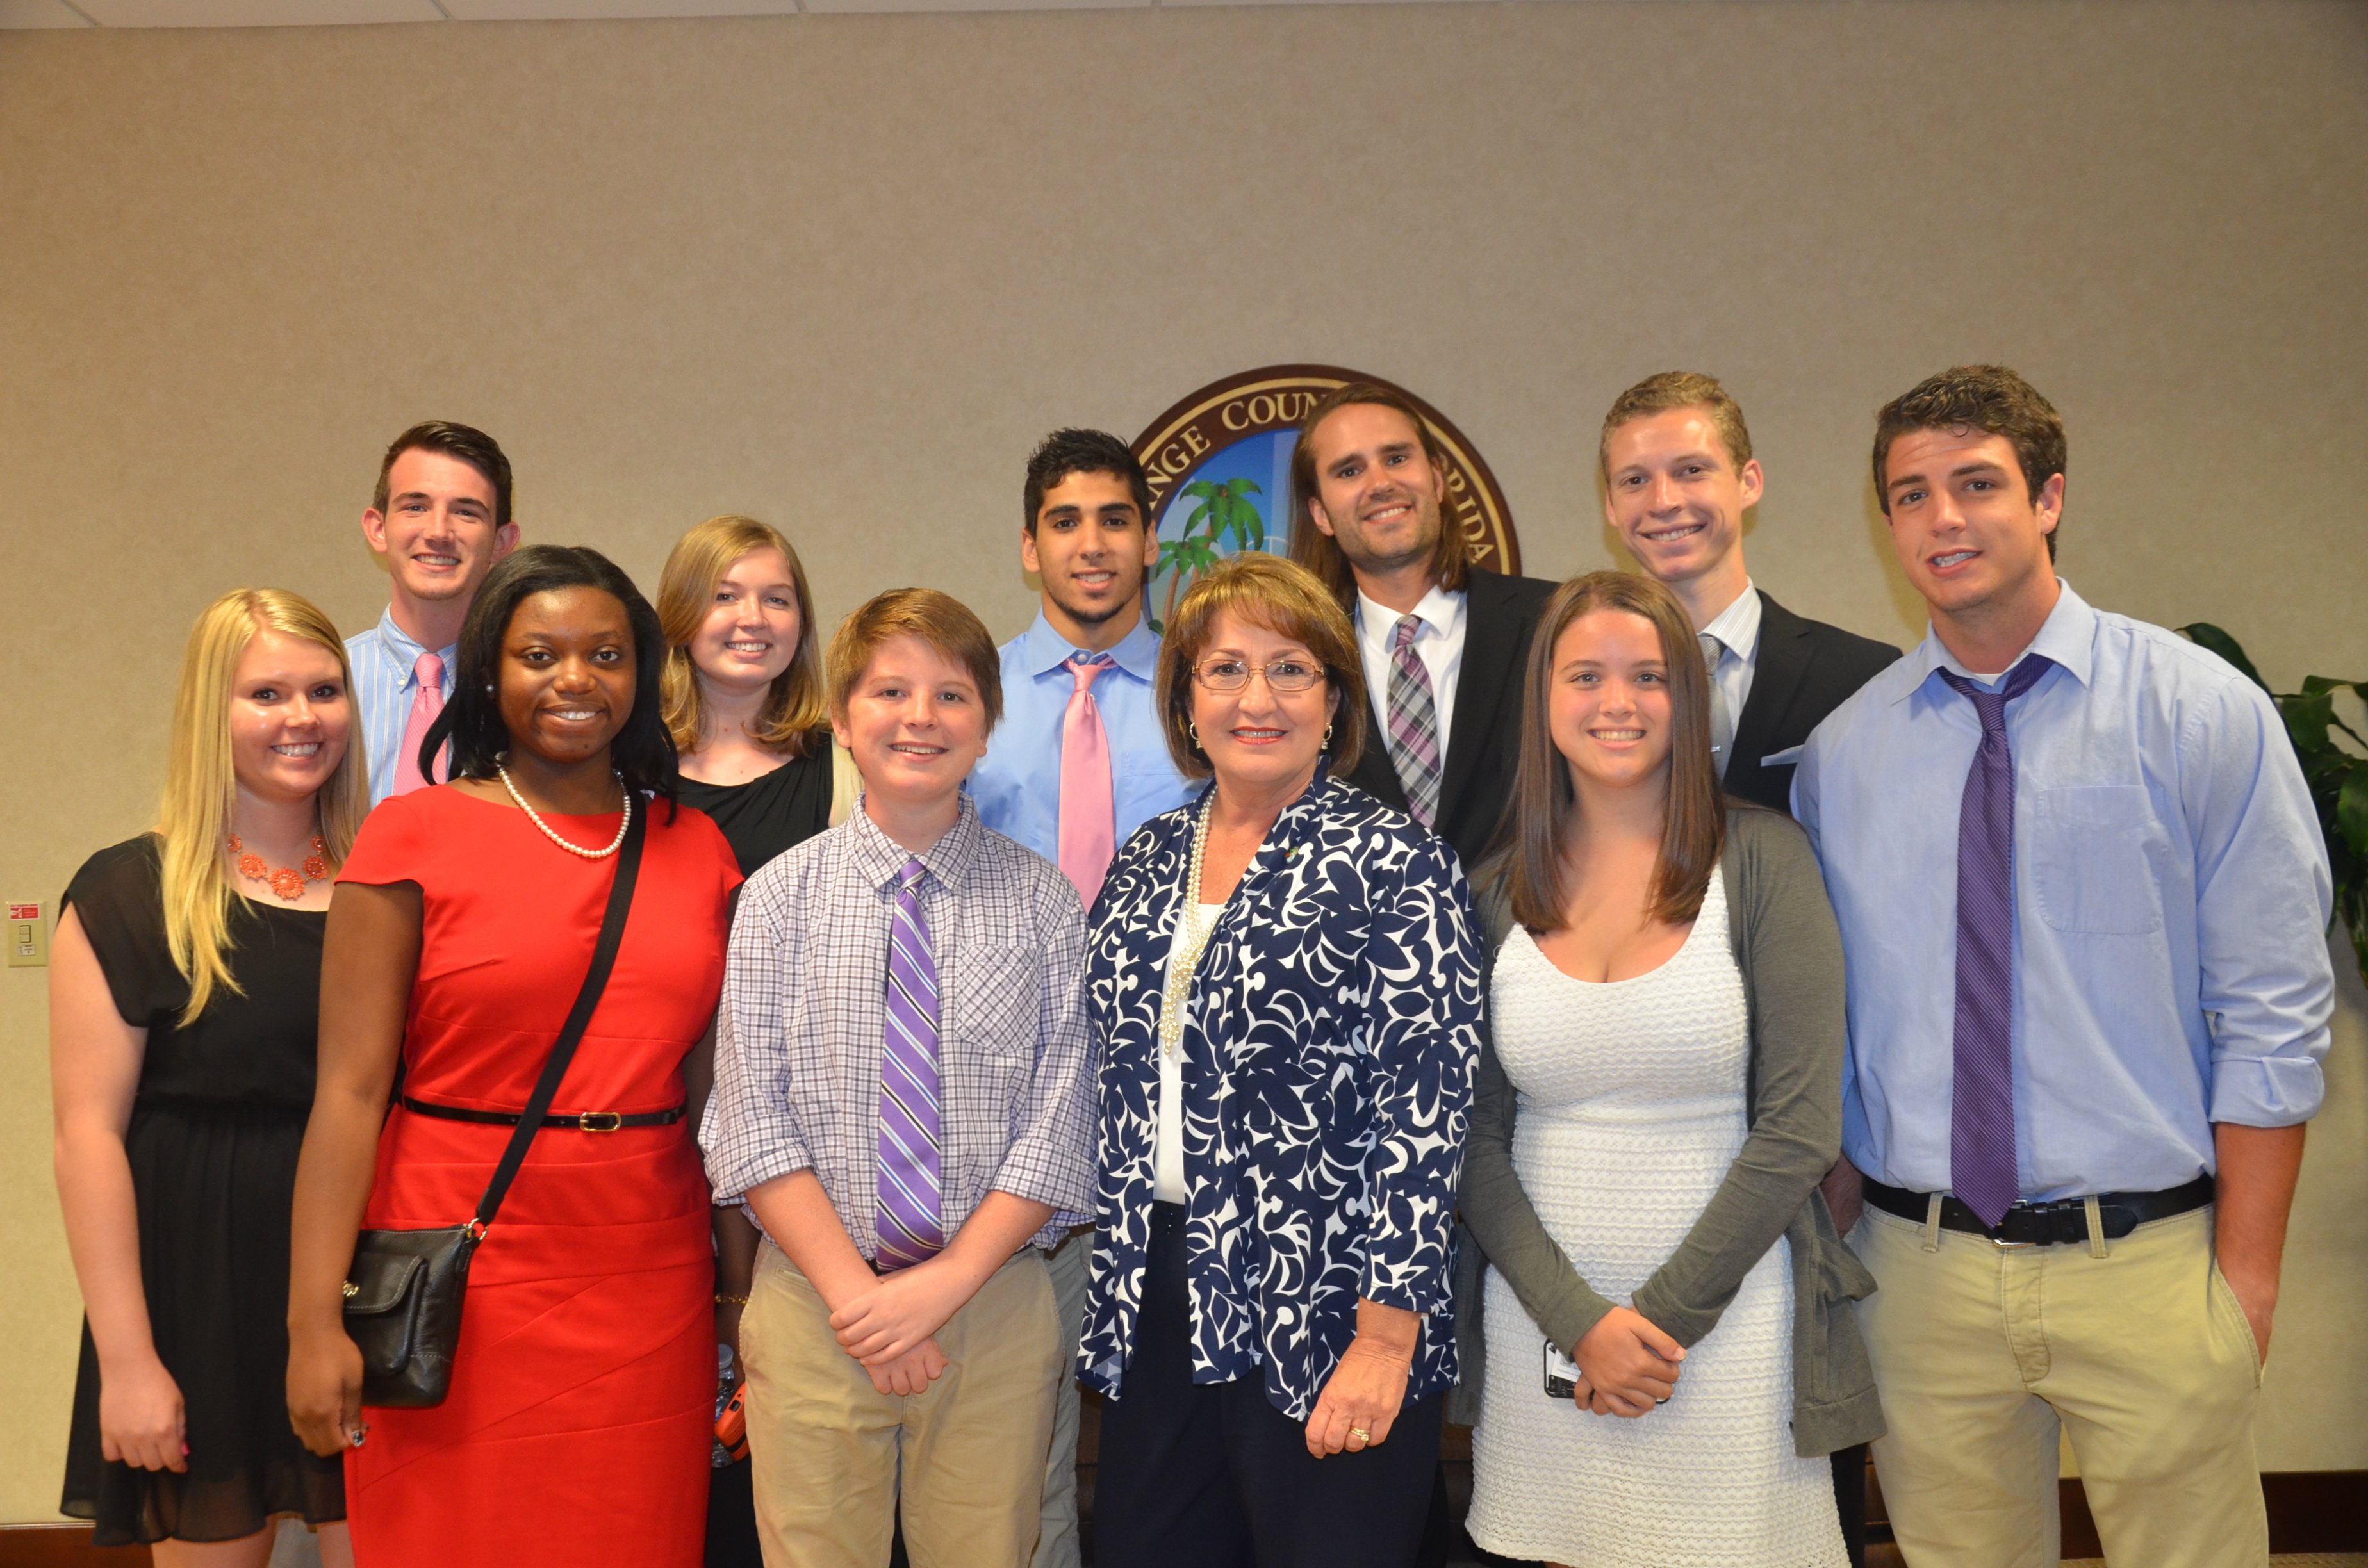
{"left": 60, "top": 835, "right": 345, "bottom": 1545}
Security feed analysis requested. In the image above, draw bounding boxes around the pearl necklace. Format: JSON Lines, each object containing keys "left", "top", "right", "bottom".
{"left": 498, "top": 766, "right": 632, "bottom": 858}
{"left": 1158, "top": 799, "right": 1221, "bottom": 1060}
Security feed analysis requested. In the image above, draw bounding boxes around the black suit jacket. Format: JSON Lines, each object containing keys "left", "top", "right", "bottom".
{"left": 1338, "top": 566, "right": 1559, "bottom": 871}
{"left": 1721, "top": 591, "right": 1901, "bottom": 816}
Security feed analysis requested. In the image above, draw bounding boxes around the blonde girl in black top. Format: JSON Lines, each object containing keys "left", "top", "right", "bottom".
{"left": 52, "top": 589, "right": 367, "bottom": 1565}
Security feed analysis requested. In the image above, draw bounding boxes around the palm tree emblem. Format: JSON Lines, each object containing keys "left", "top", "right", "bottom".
{"left": 1151, "top": 477, "right": 1267, "bottom": 632}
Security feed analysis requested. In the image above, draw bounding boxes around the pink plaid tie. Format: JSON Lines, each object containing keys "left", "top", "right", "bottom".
{"left": 393, "top": 650, "right": 447, "bottom": 795}
{"left": 1058, "top": 653, "right": 1117, "bottom": 909}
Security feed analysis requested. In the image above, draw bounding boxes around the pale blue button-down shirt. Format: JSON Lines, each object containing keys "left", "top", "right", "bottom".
{"left": 345, "top": 607, "right": 457, "bottom": 806}
{"left": 967, "top": 612, "right": 1196, "bottom": 876}
{"left": 1794, "top": 582, "right": 2332, "bottom": 1200}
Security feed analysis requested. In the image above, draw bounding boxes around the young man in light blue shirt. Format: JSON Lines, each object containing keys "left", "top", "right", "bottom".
{"left": 967, "top": 427, "right": 1192, "bottom": 1568}
{"left": 1797, "top": 366, "right": 2332, "bottom": 1568}
{"left": 343, "top": 421, "right": 518, "bottom": 803}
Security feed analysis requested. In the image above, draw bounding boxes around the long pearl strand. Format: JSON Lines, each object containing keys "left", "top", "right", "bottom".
{"left": 1159, "top": 796, "right": 1221, "bottom": 1059}
{"left": 498, "top": 765, "right": 632, "bottom": 859}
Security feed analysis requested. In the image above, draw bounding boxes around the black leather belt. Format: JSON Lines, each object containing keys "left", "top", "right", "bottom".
{"left": 1862, "top": 1174, "right": 2214, "bottom": 1246}
{"left": 400, "top": 1095, "right": 686, "bottom": 1132}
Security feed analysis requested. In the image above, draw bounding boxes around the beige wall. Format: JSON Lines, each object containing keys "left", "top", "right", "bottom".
{"left": 3, "top": 0, "right": 2365, "bottom": 1519}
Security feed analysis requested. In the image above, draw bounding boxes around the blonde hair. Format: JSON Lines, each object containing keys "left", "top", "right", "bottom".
{"left": 1155, "top": 553, "right": 1367, "bottom": 780}
{"left": 1598, "top": 370, "right": 1755, "bottom": 482}
{"left": 158, "top": 590, "right": 369, "bottom": 1024}
{"left": 826, "top": 589, "right": 1005, "bottom": 733}
{"left": 657, "top": 516, "right": 830, "bottom": 759}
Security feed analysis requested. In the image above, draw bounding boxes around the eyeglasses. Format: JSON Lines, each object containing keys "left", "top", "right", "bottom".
{"left": 1191, "top": 658, "right": 1326, "bottom": 694}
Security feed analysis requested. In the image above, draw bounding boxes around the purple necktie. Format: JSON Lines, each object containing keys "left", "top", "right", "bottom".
{"left": 1937, "top": 656, "right": 2054, "bottom": 1229}
{"left": 876, "top": 858, "right": 946, "bottom": 1270}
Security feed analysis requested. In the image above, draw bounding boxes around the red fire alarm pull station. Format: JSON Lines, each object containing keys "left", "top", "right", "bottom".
{"left": 9, "top": 901, "right": 49, "bottom": 967}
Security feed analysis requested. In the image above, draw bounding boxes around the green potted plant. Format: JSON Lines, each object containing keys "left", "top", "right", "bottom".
{"left": 2182, "top": 624, "right": 2368, "bottom": 984}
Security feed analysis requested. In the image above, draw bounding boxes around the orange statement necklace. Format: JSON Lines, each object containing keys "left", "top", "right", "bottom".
{"left": 229, "top": 834, "right": 330, "bottom": 901}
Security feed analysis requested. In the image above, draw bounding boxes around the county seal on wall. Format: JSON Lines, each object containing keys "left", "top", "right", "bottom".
{"left": 1130, "top": 364, "right": 1521, "bottom": 629}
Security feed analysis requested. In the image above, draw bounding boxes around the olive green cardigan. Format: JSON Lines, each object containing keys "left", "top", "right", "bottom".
{"left": 1445, "top": 806, "right": 1886, "bottom": 1458}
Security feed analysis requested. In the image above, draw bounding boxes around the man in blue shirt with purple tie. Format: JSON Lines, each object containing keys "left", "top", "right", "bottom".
{"left": 967, "top": 428, "right": 1194, "bottom": 1568}
{"left": 1797, "top": 366, "right": 2332, "bottom": 1568}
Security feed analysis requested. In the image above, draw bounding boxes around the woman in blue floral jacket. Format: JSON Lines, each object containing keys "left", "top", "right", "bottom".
{"left": 1078, "top": 554, "right": 1483, "bottom": 1568}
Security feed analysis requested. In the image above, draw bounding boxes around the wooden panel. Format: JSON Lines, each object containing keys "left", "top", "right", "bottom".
{"left": 0, "top": 1525, "right": 149, "bottom": 1567}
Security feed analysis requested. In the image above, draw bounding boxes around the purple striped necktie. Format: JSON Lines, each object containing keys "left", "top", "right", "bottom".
{"left": 1937, "top": 655, "right": 2054, "bottom": 1229}
{"left": 1385, "top": 613, "right": 1443, "bottom": 830}
{"left": 875, "top": 857, "right": 946, "bottom": 1270}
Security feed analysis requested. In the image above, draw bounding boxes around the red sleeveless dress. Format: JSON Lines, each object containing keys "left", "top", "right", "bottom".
{"left": 336, "top": 787, "right": 741, "bottom": 1566}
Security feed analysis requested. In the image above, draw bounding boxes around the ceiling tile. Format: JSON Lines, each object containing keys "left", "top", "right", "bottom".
{"left": 444, "top": 0, "right": 796, "bottom": 15}
{"left": 0, "top": 0, "right": 97, "bottom": 25}
{"left": 72, "top": 0, "right": 443, "bottom": 22}
{"left": 806, "top": 0, "right": 1146, "bottom": 12}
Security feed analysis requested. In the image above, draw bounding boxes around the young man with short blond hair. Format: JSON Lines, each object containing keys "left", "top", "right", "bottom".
{"left": 1600, "top": 370, "right": 1896, "bottom": 815}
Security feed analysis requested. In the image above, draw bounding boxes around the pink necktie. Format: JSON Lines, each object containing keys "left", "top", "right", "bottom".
{"left": 393, "top": 650, "right": 447, "bottom": 795}
{"left": 1058, "top": 653, "right": 1117, "bottom": 909}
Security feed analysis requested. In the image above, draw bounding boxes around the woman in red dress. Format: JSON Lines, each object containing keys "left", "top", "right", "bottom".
{"left": 286, "top": 545, "right": 741, "bottom": 1565}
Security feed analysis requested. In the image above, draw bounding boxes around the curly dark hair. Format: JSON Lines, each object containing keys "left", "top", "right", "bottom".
{"left": 1872, "top": 365, "right": 2066, "bottom": 559}
{"left": 420, "top": 544, "right": 680, "bottom": 806}
{"left": 1023, "top": 429, "right": 1154, "bottom": 533}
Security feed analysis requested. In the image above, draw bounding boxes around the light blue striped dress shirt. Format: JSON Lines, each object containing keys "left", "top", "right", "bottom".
{"left": 346, "top": 607, "right": 456, "bottom": 806}
{"left": 1793, "top": 581, "right": 2332, "bottom": 1200}
{"left": 966, "top": 612, "right": 1196, "bottom": 875}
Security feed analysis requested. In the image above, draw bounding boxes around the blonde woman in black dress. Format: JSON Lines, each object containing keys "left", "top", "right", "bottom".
{"left": 51, "top": 589, "right": 366, "bottom": 1565}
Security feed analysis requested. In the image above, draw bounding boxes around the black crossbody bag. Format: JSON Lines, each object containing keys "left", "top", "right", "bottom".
{"left": 340, "top": 805, "right": 647, "bottom": 1408}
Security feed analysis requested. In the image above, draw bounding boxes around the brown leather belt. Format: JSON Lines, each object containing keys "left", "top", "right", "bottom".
{"left": 400, "top": 1095, "right": 685, "bottom": 1132}
{"left": 1862, "top": 1175, "right": 2214, "bottom": 1246}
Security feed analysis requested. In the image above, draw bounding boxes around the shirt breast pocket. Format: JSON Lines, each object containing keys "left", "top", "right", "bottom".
{"left": 953, "top": 944, "right": 1040, "bottom": 1059}
{"left": 2028, "top": 785, "right": 2168, "bottom": 936}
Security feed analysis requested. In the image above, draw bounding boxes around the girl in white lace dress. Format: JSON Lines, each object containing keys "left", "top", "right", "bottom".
{"left": 1458, "top": 572, "right": 1874, "bottom": 1567}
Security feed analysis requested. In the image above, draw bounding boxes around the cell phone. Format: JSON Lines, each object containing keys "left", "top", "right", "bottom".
{"left": 1543, "top": 1341, "right": 1582, "bottom": 1401}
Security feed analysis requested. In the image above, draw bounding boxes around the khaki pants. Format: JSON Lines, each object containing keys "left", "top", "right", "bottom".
{"left": 742, "top": 1239, "right": 1062, "bottom": 1568}
{"left": 1849, "top": 1204, "right": 2265, "bottom": 1568}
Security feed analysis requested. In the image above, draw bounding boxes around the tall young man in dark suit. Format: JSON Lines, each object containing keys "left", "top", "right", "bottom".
{"left": 1602, "top": 372, "right": 1900, "bottom": 815}
{"left": 1289, "top": 383, "right": 1557, "bottom": 872}
{"left": 1602, "top": 370, "right": 1897, "bottom": 1565}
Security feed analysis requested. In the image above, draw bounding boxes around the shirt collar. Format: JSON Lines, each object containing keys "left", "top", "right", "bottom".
{"left": 374, "top": 607, "right": 458, "bottom": 694}
{"left": 1021, "top": 609, "right": 1161, "bottom": 682}
{"left": 1893, "top": 577, "right": 2097, "bottom": 703}
{"left": 1698, "top": 578, "right": 1762, "bottom": 664}
{"left": 1353, "top": 582, "right": 1465, "bottom": 652}
{"left": 846, "top": 790, "right": 985, "bottom": 894}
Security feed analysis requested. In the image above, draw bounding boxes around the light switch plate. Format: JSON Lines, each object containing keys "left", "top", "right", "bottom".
{"left": 9, "top": 900, "right": 49, "bottom": 967}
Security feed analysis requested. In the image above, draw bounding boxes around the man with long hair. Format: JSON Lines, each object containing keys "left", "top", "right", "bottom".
{"left": 1287, "top": 384, "right": 1555, "bottom": 872}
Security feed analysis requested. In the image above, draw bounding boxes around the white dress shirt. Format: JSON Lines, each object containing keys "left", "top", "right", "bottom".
{"left": 1698, "top": 578, "right": 1764, "bottom": 732}
{"left": 1354, "top": 584, "right": 1467, "bottom": 763}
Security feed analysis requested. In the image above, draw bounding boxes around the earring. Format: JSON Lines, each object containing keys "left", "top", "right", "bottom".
{"left": 1323, "top": 723, "right": 1334, "bottom": 747}
{"left": 1188, "top": 721, "right": 1201, "bottom": 749}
